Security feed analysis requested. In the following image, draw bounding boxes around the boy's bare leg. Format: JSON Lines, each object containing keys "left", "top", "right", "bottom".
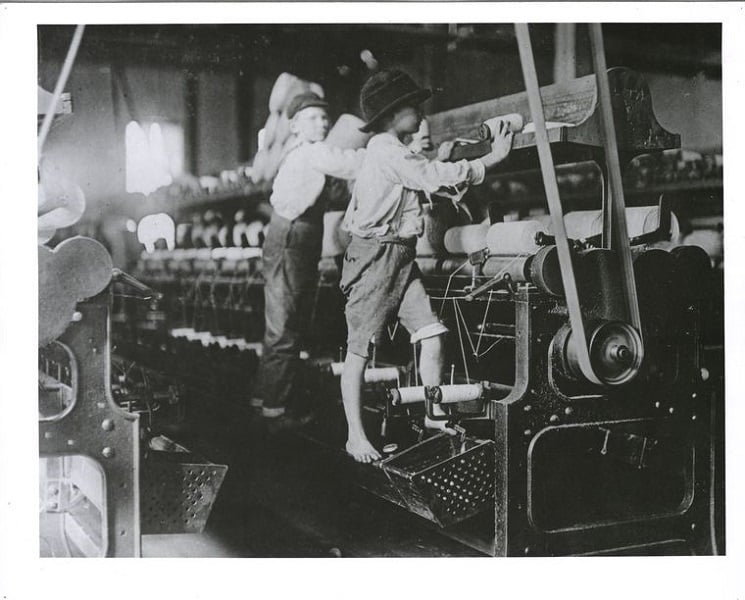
{"left": 341, "top": 352, "right": 381, "bottom": 463}
{"left": 419, "top": 335, "right": 455, "bottom": 433}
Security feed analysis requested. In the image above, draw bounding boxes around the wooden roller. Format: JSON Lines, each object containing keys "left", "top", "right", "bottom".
{"left": 443, "top": 222, "right": 490, "bottom": 255}
{"left": 389, "top": 386, "right": 429, "bottom": 405}
{"left": 330, "top": 363, "right": 400, "bottom": 384}
{"left": 418, "top": 257, "right": 475, "bottom": 277}
{"left": 431, "top": 383, "right": 483, "bottom": 404}
{"left": 486, "top": 221, "right": 545, "bottom": 255}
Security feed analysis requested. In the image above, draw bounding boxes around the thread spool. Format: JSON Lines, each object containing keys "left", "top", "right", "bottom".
{"left": 190, "top": 222, "right": 205, "bottom": 248}
{"left": 532, "top": 213, "right": 554, "bottom": 231}
{"left": 434, "top": 383, "right": 483, "bottom": 404}
{"left": 224, "top": 247, "right": 245, "bottom": 261}
{"left": 269, "top": 73, "right": 300, "bottom": 113}
{"left": 241, "top": 247, "right": 262, "bottom": 260}
{"left": 560, "top": 207, "right": 680, "bottom": 240}
{"left": 251, "top": 149, "right": 269, "bottom": 183}
{"left": 268, "top": 73, "right": 323, "bottom": 114}
{"left": 329, "top": 364, "right": 399, "bottom": 384}
{"left": 443, "top": 223, "right": 490, "bottom": 255}
{"left": 263, "top": 139, "right": 286, "bottom": 181}
{"left": 262, "top": 112, "right": 280, "bottom": 150}
{"left": 439, "top": 259, "right": 475, "bottom": 276}
{"left": 364, "top": 367, "right": 400, "bottom": 384}
{"left": 479, "top": 113, "right": 525, "bottom": 140}
{"left": 418, "top": 258, "right": 475, "bottom": 276}
{"left": 416, "top": 202, "right": 461, "bottom": 257}
{"left": 481, "top": 255, "right": 530, "bottom": 281}
{"left": 391, "top": 386, "right": 428, "bottom": 405}
{"left": 176, "top": 223, "right": 192, "bottom": 248}
{"left": 330, "top": 362, "right": 344, "bottom": 376}
{"left": 486, "top": 221, "right": 544, "bottom": 255}
{"left": 274, "top": 113, "right": 292, "bottom": 147}
{"left": 416, "top": 257, "right": 440, "bottom": 276}
{"left": 246, "top": 221, "right": 265, "bottom": 247}
{"left": 232, "top": 222, "right": 247, "bottom": 247}
{"left": 562, "top": 211, "right": 601, "bottom": 238}
{"left": 326, "top": 114, "right": 372, "bottom": 150}
{"left": 218, "top": 226, "right": 230, "bottom": 248}
{"left": 322, "top": 211, "right": 352, "bottom": 257}
{"left": 283, "top": 81, "right": 316, "bottom": 113}
{"left": 309, "top": 82, "right": 324, "bottom": 99}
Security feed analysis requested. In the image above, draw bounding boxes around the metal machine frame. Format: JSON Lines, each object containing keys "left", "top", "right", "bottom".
{"left": 39, "top": 292, "right": 141, "bottom": 557}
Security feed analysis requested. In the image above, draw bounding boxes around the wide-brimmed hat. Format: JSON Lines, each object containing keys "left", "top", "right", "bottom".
{"left": 359, "top": 69, "right": 432, "bottom": 133}
{"left": 287, "top": 92, "right": 329, "bottom": 119}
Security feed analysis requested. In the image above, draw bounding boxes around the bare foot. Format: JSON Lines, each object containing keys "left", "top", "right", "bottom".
{"left": 345, "top": 438, "right": 381, "bottom": 463}
{"left": 424, "top": 416, "right": 456, "bottom": 435}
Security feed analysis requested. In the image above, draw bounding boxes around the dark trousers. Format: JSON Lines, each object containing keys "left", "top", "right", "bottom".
{"left": 258, "top": 211, "right": 322, "bottom": 413}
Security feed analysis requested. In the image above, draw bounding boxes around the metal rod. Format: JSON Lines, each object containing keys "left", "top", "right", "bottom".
{"left": 38, "top": 25, "right": 85, "bottom": 156}
{"left": 467, "top": 332, "right": 515, "bottom": 341}
{"left": 514, "top": 23, "right": 600, "bottom": 385}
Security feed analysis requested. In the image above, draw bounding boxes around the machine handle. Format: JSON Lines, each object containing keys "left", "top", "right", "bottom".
{"left": 112, "top": 268, "right": 161, "bottom": 301}
{"left": 464, "top": 273, "right": 512, "bottom": 302}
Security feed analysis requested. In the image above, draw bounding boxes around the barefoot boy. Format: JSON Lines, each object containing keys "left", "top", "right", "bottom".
{"left": 339, "top": 69, "right": 514, "bottom": 462}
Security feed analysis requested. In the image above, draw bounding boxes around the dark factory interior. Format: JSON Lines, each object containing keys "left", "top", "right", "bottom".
{"left": 28, "top": 17, "right": 729, "bottom": 570}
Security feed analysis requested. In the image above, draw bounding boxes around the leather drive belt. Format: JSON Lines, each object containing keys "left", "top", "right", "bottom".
{"left": 514, "top": 24, "right": 644, "bottom": 386}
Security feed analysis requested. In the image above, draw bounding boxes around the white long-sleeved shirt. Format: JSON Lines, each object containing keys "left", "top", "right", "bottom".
{"left": 270, "top": 138, "right": 365, "bottom": 221}
{"left": 343, "top": 132, "right": 486, "bottom": 239}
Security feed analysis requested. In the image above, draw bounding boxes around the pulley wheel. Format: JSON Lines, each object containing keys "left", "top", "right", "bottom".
{"left": 530, "top": 245, "right": 564, "bottom": 296}
{"left": 587, "top": 321, "right": 644, "bottom": 385}
{"left": 552, "top": 320, "right": 643, "bottom": 386}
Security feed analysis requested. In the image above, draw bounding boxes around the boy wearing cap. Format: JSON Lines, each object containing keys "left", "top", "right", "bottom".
{"left": 340, "top": 69, "right": 514, "bottom": 462}
{"left": 258, "top": 92, "right": 365, "bottom": 431}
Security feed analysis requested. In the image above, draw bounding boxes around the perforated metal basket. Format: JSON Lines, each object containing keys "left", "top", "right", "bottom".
{"left": 140, "top": 437, "right": 228, "bottom": 535}
{"left": 380, "top": 433, "right": 495, "bottom": 527}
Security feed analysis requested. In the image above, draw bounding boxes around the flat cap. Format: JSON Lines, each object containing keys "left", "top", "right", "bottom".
{"left": 286, "top": 92, "right": 329, "bottom": 119}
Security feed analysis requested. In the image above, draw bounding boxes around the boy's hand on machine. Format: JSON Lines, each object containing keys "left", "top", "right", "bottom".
{"left": 436, "top": 140, "right": 456, "bottom": 161}
{"left": 478, "top": 120, "right": 514, "bottom": 170}
{"left": 488, "top": 119, "right": 514, "bottom": 163}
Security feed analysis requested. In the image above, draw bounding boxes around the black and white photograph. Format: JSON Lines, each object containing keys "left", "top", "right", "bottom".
{"left": 1, "top": 3, "right": 744, "bottom": 599}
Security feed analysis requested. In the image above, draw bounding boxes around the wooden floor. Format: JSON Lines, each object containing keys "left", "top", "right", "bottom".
{"left": 141, "top": 394, "right": 483, "bottom": 558}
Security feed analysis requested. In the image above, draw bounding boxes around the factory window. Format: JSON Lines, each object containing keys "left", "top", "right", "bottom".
{"left": 125, "top": 120, "right": 184, "bottom": 195}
